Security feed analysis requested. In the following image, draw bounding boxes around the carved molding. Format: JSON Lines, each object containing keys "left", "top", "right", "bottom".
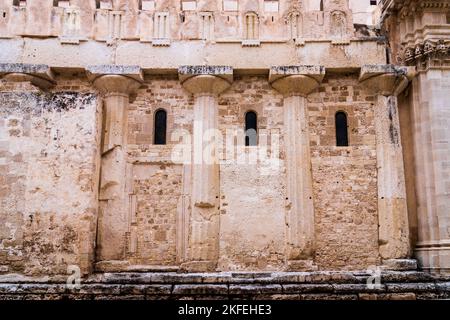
{"left": 399, "top": 39, "right": 450, "bottom": 68}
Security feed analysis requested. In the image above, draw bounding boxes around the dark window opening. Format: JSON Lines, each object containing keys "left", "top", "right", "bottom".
{"left": 245, "top": 111, "right": 257, "bottom": 146}
{"left": 370, "top": 0, "right": 377, "bottom": 6}
{"left": 154, "top": 109, "right": 167, "bottom": 145}
{"left": 335, "top": 111, "right": 349, "bottom": 147}
{"left": 320, "top": 0, "right": 324, "bottom": 11}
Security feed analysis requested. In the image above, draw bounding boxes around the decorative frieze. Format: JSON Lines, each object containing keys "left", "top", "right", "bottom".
{"left": 401, "top": 39, "right": 450, "bottom": 68}
{"left": 0, "top": 0, "right": 360, "bottom": 44}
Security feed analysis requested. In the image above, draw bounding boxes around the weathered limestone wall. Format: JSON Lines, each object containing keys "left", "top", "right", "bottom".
{"left": 122, "top": 74, "right": 383, "bottom": 271}
{"left": 125, "top": 76, "right": 193, "bottom": 266}
{"left": 218, "top": 76, "right": 286, "bottom": 271}
{"left": 0, "top": 77, "right": 101, "bottom": 276}
{"left": 308, "top": 74, "right": 380, "bottom": 270}
{"left": 0, "top": 0, "right": 361, "bottom": 41}
{"left": 397, "top": 85, "right": 418, "bottom": 250}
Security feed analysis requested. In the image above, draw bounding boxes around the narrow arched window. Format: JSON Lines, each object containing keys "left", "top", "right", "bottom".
{"left": 154, "top": 109, "right": 167, "bottom": 145}
{"left": 335, "top": 111, "right": 349, "bottom": 147}
{"left": 245, "top": 111, "right": 257, "bottom": 146}
{"left": 320, "top": 0, "right": 324, "bottom": 11}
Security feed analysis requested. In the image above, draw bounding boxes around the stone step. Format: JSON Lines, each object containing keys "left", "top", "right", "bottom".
{"left": 0, "top": 271, "right": 449, "bottom": 300}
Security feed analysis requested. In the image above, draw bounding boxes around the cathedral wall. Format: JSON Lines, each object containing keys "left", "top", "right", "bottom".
{"left": 124, "top": 74, "right": 381, "bottom": 271}
{"left": 217, "top": 76, "right": 287, "bottom": 271}
{"left": 125, "top": 76, "right": 193, "bottom": 266}
{"left": 308, "top": 74, "right": 380, "bottom": 270}
{"left": 0, "top": 77, "right": 101, "bottom": 276}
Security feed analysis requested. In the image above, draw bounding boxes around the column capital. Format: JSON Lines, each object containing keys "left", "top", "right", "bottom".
{"left": 0, "top": 63, "right": 55, "bottom": 90}
{"left": 269, "top": 65, "right": 325, "bottom": 97}
{"left": 178, "top": 66, "right": 233, "bottom": 95}
{"left": 87, "top": 65, "right": 143, "bottom": 95}
{"left": 359, "top": 64, "right": 416, "bottom": 96}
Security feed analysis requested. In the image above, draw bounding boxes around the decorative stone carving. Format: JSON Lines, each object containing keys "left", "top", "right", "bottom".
{"left": 401, "top": 39, "right": 449, "bottom": 67}
{"left": 330, "top": 10, "right": 347, "bottom": 39}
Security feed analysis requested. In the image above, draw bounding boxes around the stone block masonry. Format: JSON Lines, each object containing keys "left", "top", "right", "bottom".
{"left": 0, "top": 271, "right": 448, "bottom": 300}
{"left": 0, "top": 0, "right": 449, "bottom": 300}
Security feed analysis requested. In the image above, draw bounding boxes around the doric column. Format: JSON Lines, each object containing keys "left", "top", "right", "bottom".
{"left": 269, "top": 66, "right": 325, "bottom": 271}
{"left": 87, "top": 65, "right": 143, "bottom": 263}
{"left": 0, "top": 63, "right": 55, "bottom": 90}
{"left": 360, "top": 65, "right": 417, "bottom": 270}
{"left": 179, "top": 66, "right": 232, "bottom": 272}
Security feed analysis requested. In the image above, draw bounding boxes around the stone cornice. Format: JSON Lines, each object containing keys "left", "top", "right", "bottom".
{"left": 382, "top": 0, "right": 450, "bottom": 21}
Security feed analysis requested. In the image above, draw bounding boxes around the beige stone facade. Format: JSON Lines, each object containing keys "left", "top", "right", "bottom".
{"left": 0, "top": 0, "right": 449, "bottom": 287}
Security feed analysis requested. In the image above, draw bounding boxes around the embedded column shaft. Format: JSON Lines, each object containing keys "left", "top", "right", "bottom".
{"left": 284, "top": 94, "right": 315, "bottom": 261}
{"left": 192, "top": 93, "right": 219, "bottom": 208}
{"left": 375, "top": 94, "right": 410, "bottom": 259}
{"left": 180, "top": 72, "right": 232, "bottom": 271}
{"left": 269, "top": 67, "right": 325, "bottom": 270}
{"left": 360, "top": 66, "right": 414, "bottom": 262}
{"left": 92, "top": 74, "right": 142, "bottom": 262}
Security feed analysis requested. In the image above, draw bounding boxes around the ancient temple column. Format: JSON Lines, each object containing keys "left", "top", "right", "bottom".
{"left": 360, "top": 65, "right": 416, "bottom": 269}
{"left": 87, "top": 66, "right": 143, "bottom": 264}
{"left": 269, "top": 66, "right": 325, "bottom": 271}
{"left": 0, "top": 63, "right": 55, "bottom": 90}
{"left": 178, "top": 66, "right": 232, "bottom": 272}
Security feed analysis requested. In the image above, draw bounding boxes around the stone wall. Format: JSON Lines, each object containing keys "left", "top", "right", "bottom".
{"left": 308, "top": 74, "right": 380, "bottom": 270}
{"left": 0, "top": 77, "right": 101, "bottom": 276}
{"left": 218, "top": 76, "right": 286, "bottom": 271}
{"left": 121, "top": 74, "right": 381, "bottom": 271}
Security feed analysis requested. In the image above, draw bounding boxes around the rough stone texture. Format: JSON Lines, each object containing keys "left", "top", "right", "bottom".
{"left": 0, "top": 78, "right": 100, "bottom": 276}
{"left": 0, "top": 271, "right": 448, "bottom": 300}
{"left": 218, "top": 76, "right": 286, "bottom": 271}
{"left": 308, "top": 74, "right": 380, "bottom": 270}
{"left": 381, "top": 0, "right": 450, "bottom": 274}
{"left": 0, "top": 0, "right": 449, "bottom": 300}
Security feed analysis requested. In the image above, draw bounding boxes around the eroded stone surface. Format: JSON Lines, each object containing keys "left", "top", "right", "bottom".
{"left": 0, "top": 0, "right": 449, "bottom": 301}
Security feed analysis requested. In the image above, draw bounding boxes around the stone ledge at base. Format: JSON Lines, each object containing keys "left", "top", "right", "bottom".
{"left": 0, "top": 271, "right": 449, "bottom": 300}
